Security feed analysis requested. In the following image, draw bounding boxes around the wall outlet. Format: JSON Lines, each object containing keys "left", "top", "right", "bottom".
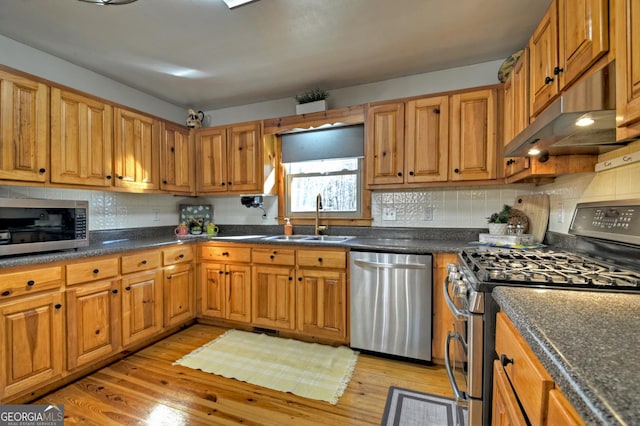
{"left": 423, "top": 206, "right": 434, "bottom": 221}
{"left": 117, "top": 206, "right": 127, "bottom": 217}
{"left": 153, "top": 209, "right": 160, "bottom": 221}
{"left": 383, "top": 207, "right": 397, "bottom": 221}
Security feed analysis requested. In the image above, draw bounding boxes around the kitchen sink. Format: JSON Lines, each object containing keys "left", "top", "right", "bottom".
{"left": 262, "top": 235, "right": 354, "bottom": 243}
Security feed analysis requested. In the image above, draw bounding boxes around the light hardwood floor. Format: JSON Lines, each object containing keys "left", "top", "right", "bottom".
{"left": 37, "top": 324, "right": 457, "bottom": 425}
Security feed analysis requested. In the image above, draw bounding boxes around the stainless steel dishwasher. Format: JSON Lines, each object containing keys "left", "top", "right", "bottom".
{"left": 350, "top": 250, "right": 432, "bottom": 361}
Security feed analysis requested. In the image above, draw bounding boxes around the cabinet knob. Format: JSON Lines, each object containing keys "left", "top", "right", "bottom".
{"left": 397, "top": 172, "right": 402, "bottom": 177}
{"left": 38, "top": 168, "right": 46, "bottom": 174}
{"left": 106, "top": 175, "right": 112, "bottom": 180}
{"left": 27, "top": 280, "right": 35, "bottom": 286}
{"left": 118, "top": 175, "right": 124, "bottom": 180}
{"left": 500, "top": 354, "right": 514, "bottom": 367}
{"left": 1, "top": 290, "right": 10, "bottom": 297}
{"left": 167, "top": 275, "right": 172, "bottom": 280}
{"left": 298, "top": 277, "right": 303, "bottom": 282}
{"left": 112, "top": 289, "right": 118, "bottom": 294}
{"left": 409, "top": 171, "right": 414, "bottom": 176}
{"left": 54, "top": 304, "right": 62, "bottom": 310}
{"left": 544, "top": 76, "right": 554, "bottom": 84}
{"left": 225, "top": 271, "right": 230, "bottom": 275}
{"left": 125, "top": 286, "right": 131, "bottom": 291}
{"left": 433, "top": 108, "right": 440, "bottom": 114}
{"left": 93, "top": 269, "right": 100, "bottom": 274}
{"left": 228, "top": 181, "right": 232, "bottom": 185}
{"left": 221, "top": 182, "right": 226, "bottom": 186}
{"left": 179, "top": 253, "right": 185, "bottom": 259}
{"left": 553, "top": 66, "right": 564, "bottom": 75}
{"left": 163, "top": 180, "right": 168, "bottom": 184}
{"left": 318, "top": 257, "right": 323, "bottom": 263}
{"left": 170, "top": 147, "right": 175, "bottom": 153}
{"left": 289, "top": 277, "right": 293, "bottom": 281}
{"left": 219, "top": 271, "right": 224, "bottom": 275}
{"left": 141, "top": 260, "right": 147, "bottom": 265}
{"left": 222, "top": 252, "right": 229, "bottom": 256}
{"left": 453, "top": 168, "right": 460, "bottom": 174}
{"left": 270, "top": 255, "right": 275, "bottom": 259}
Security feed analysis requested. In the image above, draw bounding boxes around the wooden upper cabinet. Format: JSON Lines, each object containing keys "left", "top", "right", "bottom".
{"left": 449, "top": 88, "right": 498, "bottom": 181}
{"left": 616, "top": 0, "right": 640, "bottom": 139}
{"left": 196, "top": 126, "right": 227, "bottom": 193}
{"left": 227, "top": 121, "right": 261, "bottom": 193}
{"left": 160, "top": 121, "right": 193, "bottom": 194}
{"left": 114, "top": 108, "right": 160, "bottom": 191}
{"left": 405, "top": 96, "right": 449, "bottom": 183}
{"left": 0, "top": 70, "right": 48, "bottom": 183}
{"left": 529, "top": 0, "right": 560, "bottom": 117}
{"left": 51, "top": 88, "right": 113, "bottom": 187}
{"left": 366, "top": 102, "right": 405, "bottom": 185}
{"left": 504, "top": 51, "right": 531, "bottom": 178}
{"left": 557, "top": 0, "right": 608, "bottom": 89}
{"left": 530, "top": 0, "right": 609, "bottom": 117}
{"left": 196, "top": 121, "right": 263, "bottom": 194}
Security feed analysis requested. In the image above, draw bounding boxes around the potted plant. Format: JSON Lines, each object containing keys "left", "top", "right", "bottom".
{"left": 487, "top": 204, "right": 512, "bottom": 235}
{"left": 295, "top": 88, "right": 329, "bottom": 115}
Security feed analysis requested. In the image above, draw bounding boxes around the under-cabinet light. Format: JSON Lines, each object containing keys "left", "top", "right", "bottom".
{"left": 222, "top": 0, "right": 258, "bottom": 8}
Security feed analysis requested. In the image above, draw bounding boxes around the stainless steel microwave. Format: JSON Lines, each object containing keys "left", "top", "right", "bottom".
{"left": 0, "top": 198, "right": 89, "bottom": 257}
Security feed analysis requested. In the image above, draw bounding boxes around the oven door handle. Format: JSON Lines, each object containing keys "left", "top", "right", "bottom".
{"left": 445, "top": 331, "right": 468, "bottom": 403}
{"left": 443, "top": 277, "right": 470, "bottom": 320}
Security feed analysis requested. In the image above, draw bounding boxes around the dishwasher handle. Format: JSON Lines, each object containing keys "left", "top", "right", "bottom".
{"left": 353, "top": 259, "right": 428, "bottom": 270}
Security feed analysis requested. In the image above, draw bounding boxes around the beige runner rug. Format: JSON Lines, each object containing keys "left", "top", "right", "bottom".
{"left": 173, "top": 329, "right": 358, "bottom": 404}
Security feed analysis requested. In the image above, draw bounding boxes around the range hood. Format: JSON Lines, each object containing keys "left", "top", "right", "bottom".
{"left": 504, "top": 61, "right": 633, "bottom": 157}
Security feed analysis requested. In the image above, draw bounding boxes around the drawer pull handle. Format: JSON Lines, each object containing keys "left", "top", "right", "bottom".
{"left": 179, "top": 254, "right": 185, "bottom": 259}
{"left": 93, "top": 269, "right": 100, "bottom": 274}
{"left": 270, "top": 255, "right": 275, "bottom": 259}
{"left": 318, "top": 257, "right": 323, "bottom": 263}
{"left": 222, "top": 252, "right": 229, "bottom": 256}
{"left": 27, "top": 280, "right": 35, "bottom": 286}
{"left": 500, "top": 354, "right": 514, "bottom": 367}
{"left": 141, "top": 260, "right": 147, "bottom": 265}
{"left": 1, "top": 291, "right": 10, "bottom": 296}
{"left": 54, "top": 304, "right": 62, "bottom": 310}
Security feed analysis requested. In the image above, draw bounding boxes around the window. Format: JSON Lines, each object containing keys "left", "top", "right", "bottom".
{"left": 280, "top": 125, "right": 366, "bottom": 221}
{"left": 285, "top": 158, "right": 362, "bottom": 218}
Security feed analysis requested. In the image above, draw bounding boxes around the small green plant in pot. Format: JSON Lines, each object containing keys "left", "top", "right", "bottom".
{"left": 295, "top": 88, "right": 330, "bottom": 114}
{"left": 487, "top": 204, "right": 512, "bottom": 235}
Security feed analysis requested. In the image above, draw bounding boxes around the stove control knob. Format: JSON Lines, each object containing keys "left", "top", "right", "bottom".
{"left": 452, "top": 280, "right": 468, "bottom": 297}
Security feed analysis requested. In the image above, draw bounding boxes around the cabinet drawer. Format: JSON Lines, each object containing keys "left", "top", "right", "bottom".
{"left": 200, "top": 245, "right": 251, "bottom": 263}
{"left": 163, "top": 245, "right": 194, "bottom": 266}
{"left": 121, "top": 250, "right": 162, "bottom": 274}
{"left": 252, "top": 247, "right": 295, "bottom": 266}
{"left": 297, "top": 249, "right": 346, "bottom": 269}
{"left": 66, "top": 257, "right": 119, "bottom": 285}
{"left": 0, "top": 266, "right": 63, "bottom": 299}
{"left": 495, "top": 311, "right": 554, "bottom": 426}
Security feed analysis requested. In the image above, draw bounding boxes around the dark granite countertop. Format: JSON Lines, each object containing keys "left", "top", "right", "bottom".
{"left": 493, "top": 286, "right": 640, "bottom": 426}
{"left": 0, "top": 226, "right": 472, "bottom": 269}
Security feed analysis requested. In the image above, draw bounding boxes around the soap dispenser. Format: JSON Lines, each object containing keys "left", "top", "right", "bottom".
{"left": 284, "top": 218, "right": 293, "bottom": 236}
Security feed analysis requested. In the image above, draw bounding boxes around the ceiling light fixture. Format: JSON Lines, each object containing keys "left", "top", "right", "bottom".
{"left": 222, "top": 0, "right": 258, "bottom": 9}
{"left": 77, "top": 0, "right": 138, "bottom": 5}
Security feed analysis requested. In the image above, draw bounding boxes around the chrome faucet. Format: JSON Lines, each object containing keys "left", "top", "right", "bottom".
{"left": 315, "top": 194, "right": 327, "bottom": 235}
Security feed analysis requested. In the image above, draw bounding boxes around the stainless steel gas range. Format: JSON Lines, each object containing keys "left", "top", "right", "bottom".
{"left": 444, "top": 199, "right": 640, "bottom": 426}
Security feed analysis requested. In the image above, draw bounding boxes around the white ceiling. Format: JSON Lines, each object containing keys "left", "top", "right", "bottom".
{"left": 0, "top": 0, "right": 551, "bottom": 110}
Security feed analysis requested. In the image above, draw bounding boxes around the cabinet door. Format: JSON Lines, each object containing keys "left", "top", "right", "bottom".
{"left": 252, "top": 265, "right": 295, "bottom": 330}
{"left": 163, "top": 263, "right": 195, "bottom": 328}
{"left": 226, "top": 264, "right": 252, "bottom": 323}
{"left": 195, "top": 126, "right": 227, "bottom": 193}
{"left": 366, "top": 102, "right": 405, "bottom": 185}
{"left": 114, "top": 108, "right": 159, "bottom": 190}
{"left": 160, "top": 121, "right": 193, "bottom": 194}
{"left": 296, "top": 269, "right": 346, "bottom": 341}
{"left": 492, "top": 360, "right": 528, "bottom": 426}
{"left": 512, "top": 49, "right": 530, "bottom": 137}
{"left": 50, "top": 88, "right": 113, "bottom": 186}
{"left": 199, "top": 262, "right": 225, "bottom": 318}
{"left": 66, "top": 280, "right": 120, "bottom": 371}
{"left": 558, "top": 0, "right": 608, "bottom": 89}
{"left": 405, "top": 96, "right": 449, "bottom": 183}
{"left": 529, "top": 0, "right": 560, "bottom": 117}
{"left": 0, "top": 292, "right": 64, "bottom": 400}
{"left": 121, "top": 270, "right": 163, "bottom": 347}
{"left": 616, "top": 0, "right": 640, "bottom": 138}
{"left": 226, "top": 121, "right": 262, "bottom": 193}
{"left": 449, "top": 89, "right": 498, "bottom": 181}
{"left": 0, "top": 70, "right": 48, "bottom": 182}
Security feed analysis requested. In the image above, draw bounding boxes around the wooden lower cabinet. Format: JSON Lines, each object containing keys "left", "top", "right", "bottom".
{"left": 163, "top": 263, "right": 195, "bottom": 328}
{"left": 66, "top": 280, "right": 121, "bottom": 371}
{"left": 252, "top": 265, "right": 296, "bottom": 330}
{"left": 492, "top": 360, "right": 528, "bottom": 426}
{"left": 121, "top": 270, "right": 163, "bottom": 347}
{"left": 547, "top": 389, "right": 585, "bottom": 426}
{"left": 296, "top": 269, "right": 347, "bottom": 341}
{"left": 0, "top": 291, "right": 64, "bottom": 401}
{"left": 199, "top": 261, "right": 252, "bottom": 323}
